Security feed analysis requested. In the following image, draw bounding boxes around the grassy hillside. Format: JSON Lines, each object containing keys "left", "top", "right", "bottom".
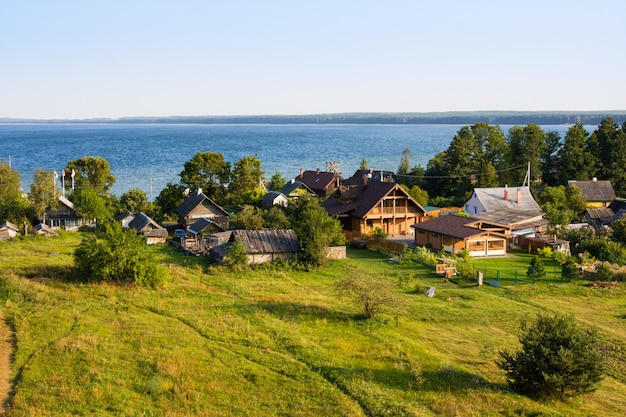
{"left": 0, "top": 233, "right": 625, "bottom": 416}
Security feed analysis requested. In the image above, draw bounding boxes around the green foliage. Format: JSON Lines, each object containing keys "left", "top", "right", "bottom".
{"left": 228, "top": 155, "right": 264, "bottom": 206}
{"left": 224, "top": 238, "right": 249, "bottom": 269}
{"left": 596, "top": 262, "right": 614, "bottom": 281}
{"left": 397, "top": 147, "right": 412, "bottom": 176}
{"left": 0, "top": 161, "right": 31, "bottom": 225}
{"left": 538, "top": 185, "right": 585, "bottom": 229}
{"left": 561, "top": 258, "right": 581, "bottom": 280}
{"left": 71, "top": 187, "right": 113, "bottom": 226}
{"left": 65, "top": 156, "right": 116, "bottom": 194}
{"left": 496, "top": 313, "right": 604, "bottom": 400}
{"left": 359, "top": 158, "right": 369, "bottom": 170}
{"left": 400, "top": 184, "right": 429, "bottom": 206}
{"left": 231, "top": 205, "right": 264, "bottom": 230}
{"left": 267, "top": 171, "right": 287, "bottom": 192}
{"left": 261, "top": 206, "right": 291, "bottom": 229}
{"left": 119, "top": 187, "right": 149, "bottom": 214}
{"left": 179, "top": 151, "right": 230, "bottom": 201}
{"left": 610, "top": 215, "right": 626, "bottom": 245}
{"left": 29, "top": 168, "right": 59, "bottom": 221}
{"left": 558, "top": 123, "right": 594, "bottom": 183}
{"left": 154, "top": 182, "right": 187, "bottom": 221}
{"left": 74, "top": 223, "right": 169, "bottom": 287}
{"left": 335, "top": 272, "right": 397, "bottom": 319}
{"left": 536, "top": 246, "right": 553, "bottom": 259}
{"left": 370, "top": 227, "right": 388, "bottom": 239}
{"left": 527, "top": 256, "right": 546, "bottom": 280}
{"left": 578, "top": 238, "right": 626, "bottom": 264}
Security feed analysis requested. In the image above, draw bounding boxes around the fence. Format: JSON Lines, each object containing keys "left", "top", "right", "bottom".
{"left": 365, "top": 237, "right": 406, "bottom": 255}
{"left": 474, "top": 265, "right": 567, "bottom": 286}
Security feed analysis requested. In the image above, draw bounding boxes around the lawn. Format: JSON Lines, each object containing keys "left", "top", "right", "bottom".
{"left": 0, "top": 234, "right": 625, "bottom": 416}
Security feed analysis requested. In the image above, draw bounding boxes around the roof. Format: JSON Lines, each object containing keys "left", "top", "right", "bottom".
{"left": 470, "top": 209, "right": 547, "bottom": 230}
{"left": 470, "top": 186, "right": 540, "bottom": 211}
{"left": 351, "top": 169, "right": 395, "bottom": 183}
{"left": 411, "top": 215, "right": 505, "bottom": 240}
{"left": 33, "top": 223, "right": 57, "bottom": 235}
{"left": 0, "top": 221, "right": 18, "bottom": 232}
{"left": 322, "top": 178, "right": 427, "bottom": 219}
{"left": 585, "top": 207, "right": 615, "bottom": 220}
{"left": 188, "top": 217, "right": 223, "bottom": 234}
{"left": 261, "top": 191, "right": 288, "bottom": 209}
{"left": 295, "top": 170, "right": 342, "bottom": 195}
{"left": 280, "top": 180, "right": 315, "bottom": 196}
{"left": 176, "top": 190, "right": 228, "bottom": 218}
{"left": 568, "top": 180, "right": 615, "bottom": 202}
{"left": 116, "top": 210, "right": 134, "bottom": 221}
{"left": 231, "top": 229, "right": 301, "bottom": 254}
{"left": 608, "top": 198, "right": 626, "bottom": 213}
{"left": 128, "top": 212, "right": 166, "bottom": 236}
{"left": 58, "top": 195, "right": 74, "bottom": 210}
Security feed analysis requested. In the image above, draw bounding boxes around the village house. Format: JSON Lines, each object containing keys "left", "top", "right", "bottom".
{"left": 261, "top": 191, "right": 289, "bottom": 209}
{"left": 464, "top": 185, "right": 540, "bottom": 215}
{"left": 0, "top": 221, "right": 19, "bottom": 241}
{"left": 176, "top": 189, "right": 229, "bottom": 231}
{"left": 127, "top": 212, "right": 168, "bottom": 244}
{"left": 293, "top": 168, "right": 343, "bottom": 199}
{"left": 280, "top": 180, "right": 316, "bottom": 200}
{"left": 411, "top": 215, "right": 509, "bottom": 257}
{"left": 568, "top": 179, "right": 615, "bottom": 208}
{"left": 116, "top": 210, "right": 135, "bottom": 229}
{"left": 210, "top": 229, "right": 301, "bottom": 264}
{"left": 43, "top": 195, "right": 83, "bottom": 231}
{"left": 322, "top": 174, "right": 428, "bottom": 240}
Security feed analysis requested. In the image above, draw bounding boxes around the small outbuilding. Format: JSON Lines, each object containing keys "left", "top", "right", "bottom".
{"left": 0, "top": 221, "right": 19, "bottom": 241}
{"left": 128, "top": 212, "right": 168, "bottom": 244}
{"left": 211, "top": 229, "right": 301, "bottom": 264}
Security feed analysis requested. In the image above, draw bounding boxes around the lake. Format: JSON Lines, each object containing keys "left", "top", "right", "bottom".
{"left": 0, "top": 123, "right": 576, "bottom": 197}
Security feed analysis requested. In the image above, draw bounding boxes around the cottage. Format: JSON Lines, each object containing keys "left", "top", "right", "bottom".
{"left": 464, "top": 185, "right": 540, "bottom": 215}
{"left": 211, "top": 229, "right": 301, "bottom": 264}
{"left": 568, "top": 179, "right": 615, "bottom": 208}
{"left": 176, "top": 189, "right": 229, "bottom": 231}
{"left": 44, "top": 195, "right": 83, "bottom": 231}
{"left": 411, "top": 215, "right": 509, "bottom": 257}
{"left": 322, "top": 174, "right": 428, "bottom": 239}
{"left": 293, "top": 168, "right": 343, "bottom": 198}
{"left": 261, "top": 191, "right": 289, "bottom": 209}
{"left": 280, "top": 180, "right": 316, "bottom": 200}
{"left": 116, "top": 210, "right": 135, "bottom": 229}
{"left": 0, "top": 221, "right": 19, "bottom": 241}
{"left": 128, "top": 212, "right": 168, "bottom": 244}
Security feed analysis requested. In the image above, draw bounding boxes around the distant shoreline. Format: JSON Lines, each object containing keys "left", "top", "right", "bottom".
{"left": 2, "top": 111, "right": 626, "bottom": 126}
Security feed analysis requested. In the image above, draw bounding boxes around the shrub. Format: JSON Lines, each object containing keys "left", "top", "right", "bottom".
{"left": 561, "top": 258, "right": 580, "bottom": 281}
{"left": 224, "top": 238, "right": 249, "bottom": 270}
{"left": 496, "top": 313, "right": 604, "bottom": 400}
{"left": 526, "top": 256, "right": 545, "bottom": 280}
{"left": 336, "top": 273, "right": 397, "bottom": 319}
{"left": 536, "top": 246, "right": 553, "bottom": 259}
{"left": 74, "top": 223, "right": 169, "bottom": 287}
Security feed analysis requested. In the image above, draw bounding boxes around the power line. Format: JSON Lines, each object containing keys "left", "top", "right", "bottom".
{"left": 395, "top": 163, "right": 529, "bottom": 180}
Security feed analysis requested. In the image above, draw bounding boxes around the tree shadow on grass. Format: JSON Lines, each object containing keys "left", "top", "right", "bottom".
{"left": 13, "top": 265, "right": 74, "bottom": 282}
{"left": 248, "top": 300, "right": 359, "bottom": 323}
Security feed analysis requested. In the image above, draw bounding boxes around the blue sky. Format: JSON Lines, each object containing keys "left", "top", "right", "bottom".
{"left": 1, "top": 1, "right": 625, "bottom": 119}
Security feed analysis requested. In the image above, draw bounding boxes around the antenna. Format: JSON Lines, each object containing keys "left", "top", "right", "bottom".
{"left": 522, "top": 161, "right": 531, "bottom": 187}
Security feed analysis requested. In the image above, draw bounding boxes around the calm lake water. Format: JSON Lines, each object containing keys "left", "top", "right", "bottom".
{"left": 0, "top": 123, "right": 576, "bottom": 197}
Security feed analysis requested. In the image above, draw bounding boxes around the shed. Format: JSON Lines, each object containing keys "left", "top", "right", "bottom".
{"left": 0, "top": 221, "right": 19, "bottom": 241}
{"left": 261, "top": 191, "right": 289, "bottom": 209}
{"left": 212, "top": 229, "right": 301, "bottom": 264}
{"left": 128, "top": 212, "right": 168, "bottom": 244}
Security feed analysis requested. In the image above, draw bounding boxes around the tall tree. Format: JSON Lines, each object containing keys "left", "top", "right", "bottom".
{"left": 229, "top": 155, "right": 264, "bottom": 206}
{"left": 505, "top": 124, "right": 546, "bottom": 185}
{"left": 29, "top": 168, "right": 59, "bottom": 222}
{"left": 155, "top": 182, "right": 187, "bottom": 222}
{"left": 65, "top": 156, "right": 116, "bottom": 194}
{"left": 0, "top": 161, "right": 30, "bottom": 225}
{"left": 119, "top": 188, "right": 149, "bottom": 214}
{"left": 179, "top": 151, "right": 230, "bottom": 201}
{"left": 443, "top": 126, "right": 481, "bottom": 199}
{"left": 559, "top": 123, "right": 593, "bottom": 183}
{"left": 397, "top": 148, "right": 412, "bottom": 176}
{"left": 541, "top": 131, "right": 562, "bottom": 186}
{"left": 72, "top": 187, "right": 112, "bottom": 227}
{"left": 588, "top": 118, "right": 626, "bottom": 196}
{"left": 267, "top": 171, "right": 287, "bottom": 192}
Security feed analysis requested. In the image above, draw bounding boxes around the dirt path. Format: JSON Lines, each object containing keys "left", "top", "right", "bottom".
{"left": 0, "top": 311, "right": 14, "bottom": 415}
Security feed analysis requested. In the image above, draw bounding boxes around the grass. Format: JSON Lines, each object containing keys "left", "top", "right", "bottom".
{"left": 0, "top": 234, "right": 625, "bottom": 416}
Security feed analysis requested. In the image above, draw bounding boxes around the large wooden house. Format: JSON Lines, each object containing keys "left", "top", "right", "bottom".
{"left": 322, "top": 175, "right": 428, "bottom": 239}
{"left": 44, "top": 196, "right": 83, "bottom": 231}
{"left": 176, "top": 189, "right": 229, "bottom": 231}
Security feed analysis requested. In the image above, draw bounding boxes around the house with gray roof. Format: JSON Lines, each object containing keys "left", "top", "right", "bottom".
{"left": 128, "top": 212, "right": 168, "bottom": 244}
{"left": 568, "top": 179, "right": 615, "bottom": 208}
{"left": 464, "top": 186, "right": 540, "bottom": 215}
{"left": 43, "top": 195, "right": 83, "bottom": 231}
{"left": 261, "top": 191, "right": 289, "bottom": 209}
{"left": 0, "top": 221, "right": 19, "bottom": 241}
{"left": 176, "top": 189, "right": 229, "bottom": 231}
{"left": 210, "top": 229, "right": 301, "bottom": 264}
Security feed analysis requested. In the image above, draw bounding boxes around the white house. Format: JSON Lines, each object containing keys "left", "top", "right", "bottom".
{"left": 464, "top": 185, "right": 540, "bottom": 215}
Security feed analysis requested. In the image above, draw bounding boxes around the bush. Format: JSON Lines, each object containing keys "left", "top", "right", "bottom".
{"left": 536, "top": 246, "right": 553, "bottom": 259}
{"left": 496, "top": 313, "right": 604, "bottom": 400}
{"left": 561, "top": 258, "right": 580, "bottom": 281}
{"left": 336, "top": 273, "right": 397, "bottom": 319}
{"left": 74, "top": 223, "right": 169, "bottom": 287}
{"left": 224, "top": 238, "right": 249, "bottom": 270}
{"left": 526, "top": 256, "right": 546, "bottom": 280}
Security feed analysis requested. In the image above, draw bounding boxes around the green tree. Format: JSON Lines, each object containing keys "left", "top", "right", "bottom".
{"left": 541, "top": 131, "right": 562, "bottom": 186}
{"left": 224, "top": 238, "right": 249, "bottom": 270}
{"left": 505, "top": 124, "right": 546, "bottom": 185}
{"left": 74, "top": 223, "right": 169, "bottom": 287}
{"left": 558, "top": 123, "right": 594, "bottom": 183}
{"left": 538, "top": 185, "right": 585, "bottom": 229}
{"left": 397, "top": 148, "right": 412, "bottom": 176}
{"left": 261, "top": 206, "right": 291, "bottom": 229}
{"left": 527, "top": 255, "right": 545, "bottom": 280}
{"left": 155, "top": 182, "right": 187, "bottom": 221}
{"left": 496, "top": 313, "right": 604, "bottom": 400}
{"left": 29, "top": 168, "right": 59, "bottom": 222}
{"left": 359, "top": 158, "right": 369, "bottom": 170}
{"left": 335, "top": 272, "right": 397, "bottom": 319}
{"left": 229, "top": 155, "right": 264, "bottom": 206}
{"left": 231, "top": 205, "right": 264, "bottom": 230}
{"left": 65, "top": 156, "right": 115, "bottom": 194}
{"left": 71, "top": 187, "right": 113, "bottom": 226}
{"left": 119, "top": 188, "right": 149, "bottom": 214}
{"left": 267, "top": 171, "right": 287, "bottom": 192}
{"left": 0, "top": 161, "right": 30, "bottom": 225}
{"left": 289, "top": 196, "right": 345, "bottom": 267}
{"left": 400, "top": 184, "right": 429, "bottom": 206}
{"left": 610, "top": 215, "right": 626, "bottom": 245}
{"left": 179, "top": 151, "right": 230, "bottom": 201}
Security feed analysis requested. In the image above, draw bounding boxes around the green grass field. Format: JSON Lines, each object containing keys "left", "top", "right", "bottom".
{"left": 0, "top": 234, "right": 625, "bottom": 416}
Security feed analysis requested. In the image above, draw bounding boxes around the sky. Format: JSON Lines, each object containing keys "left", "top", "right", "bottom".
{"left": 1, "top": 0, "right": 625, "bottom": 119}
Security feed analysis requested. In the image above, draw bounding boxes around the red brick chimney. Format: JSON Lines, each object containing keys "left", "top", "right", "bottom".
{"left": 517, "top": 188, "right": 522, "bottom": 204}
{"left": 503, "top": 185, "right": 509, "bottom": 200}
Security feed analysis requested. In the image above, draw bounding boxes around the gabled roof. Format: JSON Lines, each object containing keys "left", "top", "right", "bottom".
{"left": 294, "top": 169, "right": 342, "bottom": 195}
{"left": 33, "top": 223, "right": 57, "bottom": 236}
{"left": 261, "top": 191, "right": 288, "bottom": 209}
{"left": 322, "top": 178, "right": 427, "bottom": 219}
{"left": 116, "top": 210, "right": 134, "bottom": 221}
{"left": 58, "top": 195, "right": 74, "bottom": 210}
{"left": 470, "top": 209, "right": 547, "bottom": 230}
{"left": 351, "top": 169, "right": 395, "bottom": 183}
{"left": 280, "top": 180, "right": 315, "bottom": 196}
{"left": 0, "top": 221, "right": 18, "bottom": 232}
{"left": 608, "top": 198, "right": 626, "bottom": 213}
{"left": 128, "top": 212, "right": 166, "bottom": 236}
{"left": 411, "top": 215, "right": 503, "bottom": 239}
{"left": 470, "top": 186, "right": 540, "bottom": 211}
{"left": 176, "top": 190, "right": 228, "bottom": 218}
{"left": 231, "top": 229, "right": 301, "bottom": 254}
{"left": 568, "top": 180, "right": 615, "bottom": 202}
{"left": 585, "top": 207, "right": 615, "bottom": 220}
{"left": 188, "top": 217, "right": 223, "bottom": 234}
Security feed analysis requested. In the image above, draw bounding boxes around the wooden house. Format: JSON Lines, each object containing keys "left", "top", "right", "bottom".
{"left": 568, "top": 179, "right": 615, "bottom": 208}
{"left": 176, "top": 189, "right": 229, "bottom": 231}
{"left": 0, "top": 221, "right": 19, "bottom": 241}
{"left": 411, "top": 215, "right": 509, "bottom": 257}
{"left": 261, "top": 191, "right": 289, "bottom": 209}
{"left": 211, "top": 229, "right": 301, "bottom": 264}
{"left": 294, "top": 168, "right": 343, "bottom": 198}
{"left": 322, "top": 175, "right": 428, "bottom": 239}
{"left": 44, "top": 195, "right": 82, "bottom": 231}
{"left": 128, "top": 212, "right": 168, "bottom": 244}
